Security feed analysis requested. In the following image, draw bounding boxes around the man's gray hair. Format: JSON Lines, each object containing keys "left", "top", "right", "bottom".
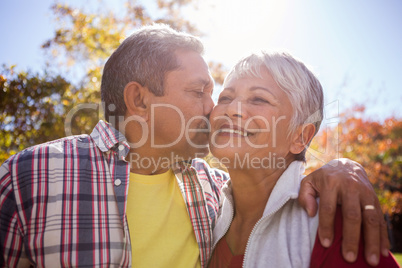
{"left": 224, "top": 51, "right": 324, "bottom": 161}
{"left": 101, "top": 23, "right": 204, "bottom": 122}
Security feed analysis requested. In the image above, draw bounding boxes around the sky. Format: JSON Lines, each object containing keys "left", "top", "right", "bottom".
{"left": 1, "top": 0, "right": 401, "bottom": 121}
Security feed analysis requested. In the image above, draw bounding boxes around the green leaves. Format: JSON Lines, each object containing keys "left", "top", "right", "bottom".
{"left": 1, "top": 0, "right": 227, "bottom": 164}
{"left": 0, "top": 65, "right": 68, "bottom": 160}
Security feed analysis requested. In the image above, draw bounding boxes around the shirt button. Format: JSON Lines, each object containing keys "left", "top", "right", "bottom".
{"left": 114, "top": 179, "right": 122, "bottom": 186}
{"left": 118, "top": 145, "right": 125, "bottom": 151}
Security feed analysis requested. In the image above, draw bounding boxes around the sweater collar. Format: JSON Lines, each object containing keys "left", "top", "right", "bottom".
{"left": 221, "top": 161, "right": 305, "bottom": 217}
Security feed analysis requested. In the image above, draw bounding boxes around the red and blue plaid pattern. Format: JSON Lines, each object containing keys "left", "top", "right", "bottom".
{"left": 0, "top": 120, "right": 228, "bottom": 267}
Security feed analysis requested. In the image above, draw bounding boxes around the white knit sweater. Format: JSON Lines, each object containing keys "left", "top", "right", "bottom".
{"left": 212, "top": 161, "right": 319, "bottom": 268}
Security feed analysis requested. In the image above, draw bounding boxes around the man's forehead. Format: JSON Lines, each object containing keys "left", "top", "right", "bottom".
{"left": 167, "top": 64, "right": 212, "bottom": 84}
{"left": 187, "top": 77, "right": 213, "bottom": 87}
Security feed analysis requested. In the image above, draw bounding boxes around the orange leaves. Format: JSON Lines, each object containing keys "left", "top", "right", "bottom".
{"left": 208, "top": 62, "right": 227, "bottom": 86}
{"left": 307, "top": 105, "right": 401, "bottom": 215}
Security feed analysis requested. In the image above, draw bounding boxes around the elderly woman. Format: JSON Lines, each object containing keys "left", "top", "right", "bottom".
{"left": 207, "top": 52, "right": 398, "bottom": 267}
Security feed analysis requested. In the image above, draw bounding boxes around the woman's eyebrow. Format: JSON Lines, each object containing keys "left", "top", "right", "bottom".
{"left": 221, "top": 87, "right": 235, "bottom": 92}
{"left": 250, "top": 86, "right": 279, "bottom": 102}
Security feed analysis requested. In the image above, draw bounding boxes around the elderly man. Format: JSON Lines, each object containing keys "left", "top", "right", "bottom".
{"left": 0, "top": 24, "right": 388, "bottom": 267}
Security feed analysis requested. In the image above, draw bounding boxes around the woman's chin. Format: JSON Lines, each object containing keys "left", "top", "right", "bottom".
{"left": 209, "top": 148, "right": 246, "bottom": 169}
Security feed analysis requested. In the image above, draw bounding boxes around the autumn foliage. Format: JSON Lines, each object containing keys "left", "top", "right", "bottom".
{"left": 306, "top": 106, "right": 402, "bottom": 216}
{"left": 0, "top": 0, "right": 217, "bottom": 163}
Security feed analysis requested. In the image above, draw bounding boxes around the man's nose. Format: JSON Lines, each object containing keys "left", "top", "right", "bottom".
{"left": 203, "top": 95, "right": 215, "bottom": 116}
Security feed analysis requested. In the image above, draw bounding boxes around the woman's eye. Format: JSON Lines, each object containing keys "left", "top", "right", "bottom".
{"left": 252, "top": 97, "right": 270, "bottom": 104}
{"left": 217, "top": 96, "right": 231, "bottom": 103}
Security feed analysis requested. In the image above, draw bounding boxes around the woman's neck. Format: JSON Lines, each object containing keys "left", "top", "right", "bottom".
{"left": 229, "top": 166, "right": 287, "bottom": 222}
{"left": 223, "top": 157, "right": 294, "bottom": 255}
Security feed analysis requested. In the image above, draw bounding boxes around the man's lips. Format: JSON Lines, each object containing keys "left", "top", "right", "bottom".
{"left": 196, "top": 119, "right": 211, "bottom": 133}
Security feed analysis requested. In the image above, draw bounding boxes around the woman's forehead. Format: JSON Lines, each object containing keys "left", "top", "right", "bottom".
{"left": 223, "top": 65, "right": 273, "bottom": 86}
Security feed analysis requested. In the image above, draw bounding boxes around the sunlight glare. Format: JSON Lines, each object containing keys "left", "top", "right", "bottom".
{"left": 187, "top": 0, "right": 296, "bottom": 66}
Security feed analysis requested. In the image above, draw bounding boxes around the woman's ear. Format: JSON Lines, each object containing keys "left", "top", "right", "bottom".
{"left": 124, "top": 81, "right": 149, "bottom": 120}
{"left": 289, "top": 124, "right": 316, "bottom": 154}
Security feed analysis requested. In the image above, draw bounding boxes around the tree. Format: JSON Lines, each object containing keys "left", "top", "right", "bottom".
{"left": 306, "top": 106, "right": 402, "bottom": 215}
{"left": 0, "top": 0, "right": 227, "bottom": 164}
{"left": 305, "top": 106, "right": 402, "bottom": 251}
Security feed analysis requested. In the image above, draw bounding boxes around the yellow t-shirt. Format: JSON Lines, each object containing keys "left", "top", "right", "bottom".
{"left": 127, "top": 169, "right": 201, "bottom": 268}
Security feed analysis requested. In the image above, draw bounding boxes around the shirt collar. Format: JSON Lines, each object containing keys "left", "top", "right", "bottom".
{"left": 90, "top": 120, "right": 130, "bottom": 158}
{"left": 172, "top": 160, "right": 194, "bottom": 175}
{"left": 221, "top": 161, "right": 305, "bottom": 217}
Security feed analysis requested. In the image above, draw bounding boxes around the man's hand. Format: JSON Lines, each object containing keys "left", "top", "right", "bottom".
{"left": 299, "top": 158, "right": 390, "bottom": 266}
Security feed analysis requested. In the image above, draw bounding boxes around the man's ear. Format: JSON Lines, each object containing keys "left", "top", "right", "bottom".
{"left": 124, "top": 81, "right": 149, "bottom": 120}
{"left": 289, "top": 124, "right": 316, "bottom": 154}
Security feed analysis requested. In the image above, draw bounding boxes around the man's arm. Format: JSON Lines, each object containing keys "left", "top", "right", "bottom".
{"left": 0, "top": 160, "right": 24, "bottom": 268}
{"left": 298, "top": 158, "right": 390, "bottom": 267}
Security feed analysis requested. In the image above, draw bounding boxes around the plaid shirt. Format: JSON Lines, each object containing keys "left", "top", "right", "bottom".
{"left": 0, "top": 120, "right": 228, "bottom": 268}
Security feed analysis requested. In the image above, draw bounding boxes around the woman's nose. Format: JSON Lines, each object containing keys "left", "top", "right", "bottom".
{"left": 225, "top": 100, "right": 244, "bottom": 119}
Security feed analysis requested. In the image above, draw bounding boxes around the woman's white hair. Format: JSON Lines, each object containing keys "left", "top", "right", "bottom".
{"left": 224, "top": 51, "right": 324, "bottom": 161}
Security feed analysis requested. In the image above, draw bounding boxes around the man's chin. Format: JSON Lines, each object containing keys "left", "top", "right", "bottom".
{"left": 191, "top": 146, "right": 210, "bottom": 159}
